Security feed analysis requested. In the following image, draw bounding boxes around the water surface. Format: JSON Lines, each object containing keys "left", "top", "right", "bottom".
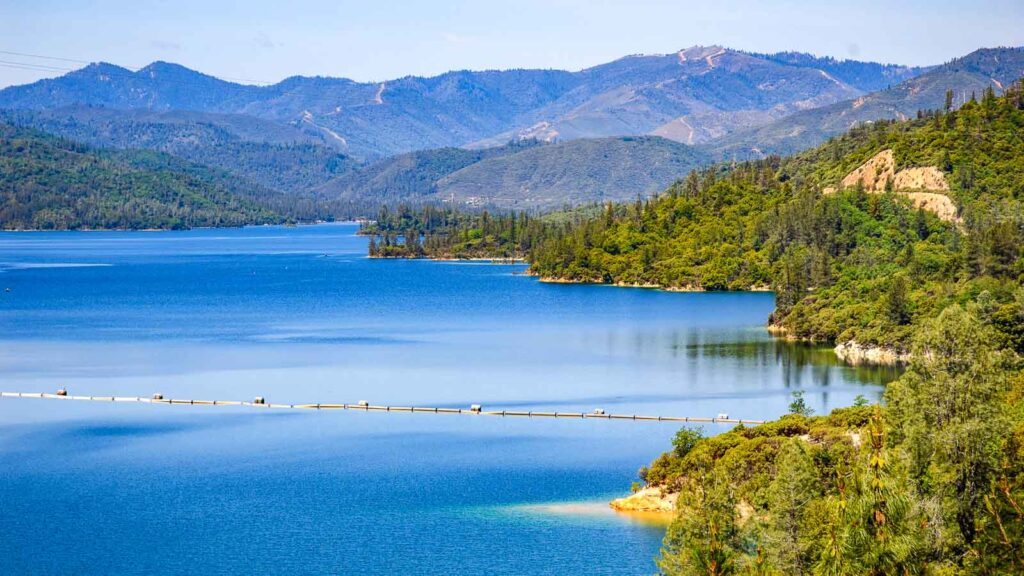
{"left": 0, "top": 224, "right": 895, "bottom": 575}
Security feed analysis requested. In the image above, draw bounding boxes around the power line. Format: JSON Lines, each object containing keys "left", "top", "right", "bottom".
{"left": 0, "top": 50, "right": 92, "bottom": 65}
{"left": 0, "top": 59, "right": 75, "bottom": 72}
{"left": 0, "top": 48, "right": 274, "bottom": 85}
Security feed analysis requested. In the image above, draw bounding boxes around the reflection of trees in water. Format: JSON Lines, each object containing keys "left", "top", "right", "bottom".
{"left": 585, "top": 327, "right": 902, "bottom": 395}
{"left": 683, "top": 338, "right": 901, "bottom": 388}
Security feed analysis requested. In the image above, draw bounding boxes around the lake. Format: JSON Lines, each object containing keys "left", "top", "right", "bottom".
{"left": 0, "top": 223, "right": 896, "bottom": 575}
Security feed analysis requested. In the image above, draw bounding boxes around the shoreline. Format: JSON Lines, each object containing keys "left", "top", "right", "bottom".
{"left": 0, "top": 220, "right": 355, "bottom": 233}
{"left": 537, "top": 275, "right": 772, "bottom": 293}
{"left": 368, "top": 255, "right": 526, "bottom": 263}
{"left": 609, "top": 487, "right": 677, "bottom": 515}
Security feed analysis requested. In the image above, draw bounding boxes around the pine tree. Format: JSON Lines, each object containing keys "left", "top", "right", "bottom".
{"left": 766, "top": 440, "right": 821, "bottom": 575}
{"left": 885, "top": 305, "right": 1009, "bottom": 551}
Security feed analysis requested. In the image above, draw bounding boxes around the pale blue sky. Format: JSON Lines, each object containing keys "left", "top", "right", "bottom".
{"left": 1, "top": 0, "right": 1021, "bottom": 88}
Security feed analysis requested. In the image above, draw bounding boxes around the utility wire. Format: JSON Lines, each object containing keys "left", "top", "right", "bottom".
{"left": 0, "top": 59, "right": 75, "bottom": 72}
{"left": 0, "top": 49, "right": 274, "bottom": 85}
{"left": 0, "top": 50, "right": 93, "bottom": 64}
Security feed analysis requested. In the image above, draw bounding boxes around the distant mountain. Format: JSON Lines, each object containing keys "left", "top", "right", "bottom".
{"left": 753, "top": 51, "right": 931, "bottom": 92}
{"left": 706, "top": 47, "right": 1024, "bottom": 159}
{"left": 472, "top": 46, "right": 876, "bottom": 148}
{"left": 319, "top": 140, "right": 544, "bottom": 205}
{"left": 0, "top": 47, "right": 930, "bottom": 159}
{"left": 321, "top": 136, "right": 710, "bottom": 210}
{"left": 0, "top": 106, "right": 360, "bottom": 194}
{"left": 0, "top": 122, "right": 285, "bottom": 230}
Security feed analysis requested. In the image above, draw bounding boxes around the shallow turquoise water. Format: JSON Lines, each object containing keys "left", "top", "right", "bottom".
{"left": 0, "top": 223, "right": 895, "bottom": 575}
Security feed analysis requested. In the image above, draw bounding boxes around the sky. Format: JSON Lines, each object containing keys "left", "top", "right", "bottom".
{"left": 1, "top": 0, "right": 1022, "bottom": 88}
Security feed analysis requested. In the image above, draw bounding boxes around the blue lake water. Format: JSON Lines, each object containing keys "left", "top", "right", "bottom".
{"left": 0, "top": 223, "right": 896, "bottom": 575}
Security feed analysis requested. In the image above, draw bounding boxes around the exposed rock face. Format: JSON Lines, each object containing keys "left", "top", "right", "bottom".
{"left": 837, "top": 149, "right": 958, "bottom": 221}
{"left": 903, "top": 192, "right": 958, "bottom": 221}
{"left": 842, "top": 149, "right": 895, "bottom": 191}
{"left": 833, "top": 340, "right": 910, "bottom": 366}
{"left": 609, "top": 487, "right": 677, "bottom": 513}
{"left": 893, "top": 166, "right": 950, "bottom": 191}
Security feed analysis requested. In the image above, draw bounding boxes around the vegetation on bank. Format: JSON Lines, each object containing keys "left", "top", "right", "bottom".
{"left": 360, "top": 204, "right": 594, "bottom": 260}
{"left": 528, "top": 85, "right": 1024, "bottom": 352}
{"left": 649, "top": 303, "right": 1024, "bottom": 575}
{"left": 357, "top": 88, "right": 1024, "bottom": 574}
{"left": 606, "top": 86, "right": 1024, "bottom": 575}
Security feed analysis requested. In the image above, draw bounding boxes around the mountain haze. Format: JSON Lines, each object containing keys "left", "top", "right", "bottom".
{"left": 321, "top": 136, "right": 709, "bottom": 209}
{"left": 0, "top": 106, "right": 359, "bottom": 195}
{"left": 706, "top": 47, "right": 1024, "bottom": 159}
{"left": 0, "top": 47, "right": 930, "bottom": 159}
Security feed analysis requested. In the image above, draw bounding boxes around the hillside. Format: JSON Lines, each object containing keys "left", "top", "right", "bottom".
{"left": 529, "top": 83, "right": 1024, "bottom": 350}
{"left": 435, "top": 136, "right": 710, "bottom": 208}
{"left": 754, "top": 51, "right": 932, "bottom": 92}
{"left": 707, "top": 47, "right": 1024, "bottom": 159}
{"left": 319, "top": 140, "right": 543, "bottom": 206}
{"left": 468, "top": 46, "right": 868, "bottom": 148}
{"left": 320, "top": 136, "right": 709, "bottom": 210}
{"left": 0, "top": 48, "right": 929, "bottom": 159}
{"left": 520, "top": 86, "right": 1024, "bottom": 575}
{"left": 0, "top": 123, "right": 284, "bottom": 230}
{"left": 0, "top": 107, "right": 359, "bottom": 195}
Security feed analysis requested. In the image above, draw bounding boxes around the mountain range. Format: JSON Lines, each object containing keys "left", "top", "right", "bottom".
{"left": 0, "top": 46, "right": 927, "bottom": 159}
{"left": 0, "top": 45, "right": 1021, "bottom": 220}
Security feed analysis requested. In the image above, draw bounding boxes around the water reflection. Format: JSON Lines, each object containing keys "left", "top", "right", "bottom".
{"left": 0, "top": 224, "right": 899, "bottom": 575}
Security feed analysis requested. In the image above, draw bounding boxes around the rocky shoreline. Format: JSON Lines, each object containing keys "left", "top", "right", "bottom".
{"left": 833, "top": 340, "right": 910, "bottom": 366}
{"left": 537, "top": 275, "right": 771, "bottom": 293}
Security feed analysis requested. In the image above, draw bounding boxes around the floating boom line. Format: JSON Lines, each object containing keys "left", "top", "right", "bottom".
{"left": 0, "top": 391, "right": 766, "bottom": 425}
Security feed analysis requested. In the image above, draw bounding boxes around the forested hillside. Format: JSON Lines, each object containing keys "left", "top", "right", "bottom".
{"left": 0, "top": 107, "right": 359, "bottom": 195}
{"left": 533, "top": 86, "right": 1024, "bottom": 575}
{"left": 319, "top": 140, "right": 543, "bottom": 206}
{"left": 530, "top": 85, "right": 1024, "bottom": 352}
{"left": 708, "top": 47, "right": 1024, "bottom": 159}
{"left": 322, "top": 136, "right": 708, "bottom": 210}
{"left": 359, "top": 204, "right": 599, "bottom": 260}
{"left": 754, "top": 51, "right": 931, "bottom": 92}
{"left": 0, "top": 123, "right": 284, "bottom": 229}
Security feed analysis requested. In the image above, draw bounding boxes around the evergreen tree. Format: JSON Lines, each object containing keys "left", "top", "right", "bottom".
{"left": 766, "top": 440, "right": 821, "bottom": 575}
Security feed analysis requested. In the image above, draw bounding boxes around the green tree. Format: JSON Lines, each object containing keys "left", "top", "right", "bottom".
{"left": 659, "top": 472, "right": 745, "bottom": 576}
{"left": 766, "top": 440, "right": 821, "bottom": 575}
{"left": 789, "top": 391, "right": 814, "bottom": 417}
{"left": 673, "top": 427, "right": 705, "bottom": 458}
{"left": 813, "top": 409, "right": 927, "bottom": 575}
{"left": 885, "top": 304, "right": 1009, "bottom": 552}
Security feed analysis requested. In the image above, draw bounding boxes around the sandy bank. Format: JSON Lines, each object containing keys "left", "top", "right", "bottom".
{"left": 609, "top": 486, "right": 677, "bottom": 514}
